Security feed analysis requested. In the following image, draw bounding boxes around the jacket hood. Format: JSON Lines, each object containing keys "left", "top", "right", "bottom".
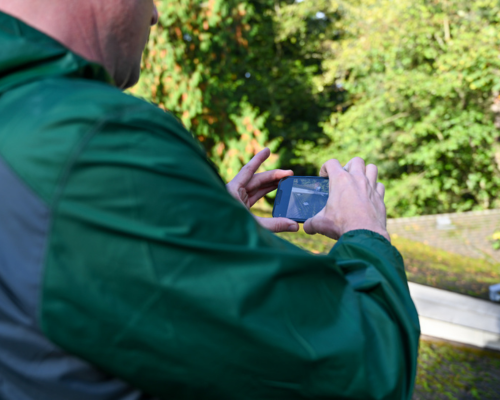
{"left": 0, "top": 11, "right": 113, "bottom": 95}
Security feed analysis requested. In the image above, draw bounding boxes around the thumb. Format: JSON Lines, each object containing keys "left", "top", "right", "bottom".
{"left": 303, "top": 218, "right": 316, "bottom": 235}
{"left": 304, "top": 216, "right": 339, "bottom": 240}
{"left": 255, "top": 216, "right": 299, "bottom": 233}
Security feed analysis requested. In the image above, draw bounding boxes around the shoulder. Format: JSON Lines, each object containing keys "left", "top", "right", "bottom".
{"left": 35, "top": 78, "right": 183, "bottom": 129}
{"left": 0, "top": 77, "right": 207, "bottom": 204}
{"left": 3, "top": 76, "right": 186, "bottom": 134}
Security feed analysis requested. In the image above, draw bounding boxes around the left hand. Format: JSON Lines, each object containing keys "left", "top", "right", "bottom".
{"left": 227, "top": 148, "right": 299, "bottom": 233}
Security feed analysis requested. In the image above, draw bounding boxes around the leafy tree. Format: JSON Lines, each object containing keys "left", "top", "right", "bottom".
{"left": 304, "top": 0, "right": 500, "bottom": 216}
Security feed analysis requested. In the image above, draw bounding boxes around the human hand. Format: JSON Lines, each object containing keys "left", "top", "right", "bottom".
{"left": 303, "top": 157, "right": 390, "bottom": 242}
{"left": 227, "top": 148, "right": 299, "bottom": 233}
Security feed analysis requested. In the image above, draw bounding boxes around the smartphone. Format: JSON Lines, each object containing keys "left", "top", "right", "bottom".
{"left": 272, "top": 176, "right": 329, "bottom": 223}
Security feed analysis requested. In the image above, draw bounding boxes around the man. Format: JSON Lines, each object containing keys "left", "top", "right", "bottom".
{"left": 0, "top": 1, "right": 420, "bottom": 399}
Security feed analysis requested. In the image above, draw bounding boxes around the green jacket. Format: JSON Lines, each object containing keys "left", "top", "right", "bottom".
{"left": 0, "top": 11, "right": 420, "bottom": 400}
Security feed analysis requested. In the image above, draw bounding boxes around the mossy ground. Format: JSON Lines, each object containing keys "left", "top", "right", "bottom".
{"left": 393, "top": 236, "right": 500, "bottom": 300}
{"left": 414, "top": 338, "right": 500, "bottom": 400}
{"left": 252, "top": 209, "right": 500, "bottom": 399}
{"left": 257, "top": 208, "right": 500, "bottom": 300}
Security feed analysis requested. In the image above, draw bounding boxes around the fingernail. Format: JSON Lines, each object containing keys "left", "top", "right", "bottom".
{"left": 288, "top": 223, "right": 299, "bottom": 232}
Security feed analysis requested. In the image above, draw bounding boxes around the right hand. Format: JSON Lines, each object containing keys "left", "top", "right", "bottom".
{"left": 303, "top": 157, "right": 390, "bottom": 242}
{"left": 226, "top": 148, "right": 299, "bottom": 233}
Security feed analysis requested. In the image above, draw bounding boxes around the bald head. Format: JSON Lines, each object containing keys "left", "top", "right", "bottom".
{"left": 0, "top": 0, "right": 158, "bottom": 89}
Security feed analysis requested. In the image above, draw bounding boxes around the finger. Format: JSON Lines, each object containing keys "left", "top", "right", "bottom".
{"left": 233, "top": 148, "right": 271, "bottom": 186}
{"left": 347, "top": 157, "right": 366, "bottom": 175}
{"left": 304, "top": 216, "right": 340, "bottom": 240}
{"left": 254, "top": 216, "right": 299, "bottom": 233}
{"left": 248, "top": 186, "right": 279, "bottom": 208}
{"left": 319, "top": 159, "right": 344, "bottom": 178}
{"left": 303, "top": 218, "right": 318, "bottom": 235}
{"left": 247, "top": 169, "right": 293, "bottom": 192}
{"left": 366, "top": 164, "right": 378, "bottom": 188}
{"left": 238, "top": 187, "right": 250, "bottom": 207}
{"left": 377, "top": 182, "right": 385, "bottom": 199}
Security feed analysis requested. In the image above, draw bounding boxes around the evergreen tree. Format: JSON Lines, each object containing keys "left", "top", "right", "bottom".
{"left": 132, "top": 0, "right": 340, "bottom": 181}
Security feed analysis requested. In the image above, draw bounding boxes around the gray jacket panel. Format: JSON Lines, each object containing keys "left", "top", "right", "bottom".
{"left": 0, "top": 156, "right": 150, "bottom": 400}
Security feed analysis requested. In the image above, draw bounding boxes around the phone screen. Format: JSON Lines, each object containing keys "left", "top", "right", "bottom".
{"left": 273, "top": 177, "right": 329, "bottom": 222}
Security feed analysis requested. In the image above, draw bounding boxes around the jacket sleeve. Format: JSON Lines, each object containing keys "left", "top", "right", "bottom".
{"left": 40, "top": 106, "right": 420, "bottom": 400}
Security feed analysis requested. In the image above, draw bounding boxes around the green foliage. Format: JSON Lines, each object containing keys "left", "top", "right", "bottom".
{"left": 490, "top": 231, "right": 500, "bottom": 250}
{"left": 136, "top": 0, "right": 500, "bottom": 216}
{"left": 302, "top": 0, "right": 500, "bottom": 216}
{"left": 134, "top": 0, "right": 339, "bottom": 181}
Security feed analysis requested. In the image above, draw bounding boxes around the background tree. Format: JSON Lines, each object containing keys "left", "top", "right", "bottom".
{"left": 135, "top": 0, "right": 500, "bottom": 217}
{"left": 133, "top": 0, "right": 340, "bottom": 182}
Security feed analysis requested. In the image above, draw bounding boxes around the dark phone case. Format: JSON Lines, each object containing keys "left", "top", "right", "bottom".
{"left": 272, "top": 176, "right": 328, "bottom": 223}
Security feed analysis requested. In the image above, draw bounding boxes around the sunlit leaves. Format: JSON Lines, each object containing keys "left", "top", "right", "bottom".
{"left": 307, "top": 0, "right": 500, "bottom": 216}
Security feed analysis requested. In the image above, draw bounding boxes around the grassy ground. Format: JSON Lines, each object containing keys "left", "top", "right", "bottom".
{"left": 260, "top": 209, "right": 500, "bottom": 300}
